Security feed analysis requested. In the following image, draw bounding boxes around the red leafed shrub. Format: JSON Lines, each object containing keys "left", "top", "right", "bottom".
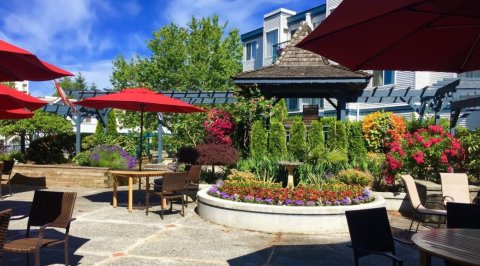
{"left": 176, "top": 146, "right": 200, "bottom": 164}
{"left": 203, "top": 108, "right": 235, "bottom": 144}
{"left": 195, "top": 143, "right": 240, "bottom": 166}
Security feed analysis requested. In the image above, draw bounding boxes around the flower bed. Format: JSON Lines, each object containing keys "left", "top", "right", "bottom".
{"left": 207, "top": 181, "right": 373, "bottom": 206}
{"left": 197, "top": 188, "right": 385, "bottom": 234}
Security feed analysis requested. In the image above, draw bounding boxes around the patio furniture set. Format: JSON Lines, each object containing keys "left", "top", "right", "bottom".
{"left": 346, "top": 172, "right": 480, "bottom": 266}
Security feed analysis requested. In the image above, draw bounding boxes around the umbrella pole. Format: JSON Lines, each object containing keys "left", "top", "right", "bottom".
{"left": 139, "top": 107, "right": 144, "bottom": 172}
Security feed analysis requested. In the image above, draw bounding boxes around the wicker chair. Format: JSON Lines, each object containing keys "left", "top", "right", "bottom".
{"left": 185, "top": 165, "right": 202, "bottom": 207}
{"left": 1, "top": 160, "right": 14, "bottom": 197}
{"left": 3, "top": 190, "right": 77, "bottom": 266}
{"left": 0, "top": 209, "right": 12, "bottom": 266}
{"left": 146, "top": 172, "right": 188, "bottom": 219}
{"left": 346, "top": 207, "right": 404, "bottom": 266}
{"left": 400, "top": 175, "right": 446, "bottom": 239}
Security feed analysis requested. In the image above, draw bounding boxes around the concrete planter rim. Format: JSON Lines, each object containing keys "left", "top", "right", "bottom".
{"left": 198, "top": 188, "right": 385, "bottom": 215}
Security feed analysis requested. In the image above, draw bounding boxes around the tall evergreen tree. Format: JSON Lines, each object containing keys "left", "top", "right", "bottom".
{"left": 268, "top": 121, "right": 287, "bottom": 158}
{"left": 272, "top": 99, "right": 288, "bottom": 122}
{"left": 250, "top": 120, "right": 268, "bottom": 158}
{"left": 288, "top": 120, "right": 307, "bottom": 161}
{"left": 308, "top": 120, "right": 324, "bottom": 153}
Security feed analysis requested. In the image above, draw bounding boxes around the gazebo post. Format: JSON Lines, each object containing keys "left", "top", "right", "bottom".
{"left": 336, "top": 97, "right": 347, "bottom": 121}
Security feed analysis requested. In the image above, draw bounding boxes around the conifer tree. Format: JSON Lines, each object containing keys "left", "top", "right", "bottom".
{"left": 288, "top": 120, "right": 307, "bottom": 161}
{"left": 250, "top": 120, "right": 268, "bottom": 158}
{"left": 268, "top": 121, "right": 287, "bottom": 158}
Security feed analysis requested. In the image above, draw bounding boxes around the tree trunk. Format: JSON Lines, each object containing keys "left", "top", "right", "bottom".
{"left": 20, "top": 133, "right": 26, "bottom": 153}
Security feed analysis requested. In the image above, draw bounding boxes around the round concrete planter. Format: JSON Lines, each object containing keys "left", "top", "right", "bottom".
{"left": 372, "top": 191, "right": 410, "bottom": 212}
{"left": 197, "top": 188, "right": 386, "bottom": 234}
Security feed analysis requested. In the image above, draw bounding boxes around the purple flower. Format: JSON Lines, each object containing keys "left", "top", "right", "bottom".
{"left": 244, "top": 195, "right": 254, "bottom": 201}
{"left": 209, "top": 186, "right": 218, "bottom": 194}
{"left": 220, "top": 192, "right": 230, "bottom": 199}
{"left": 334, "top": 200, "right": 341, "bottom": 206}
{"left": 353, "top": 197, "right": 360, "bottom": 204}
{"left": 264, "top": 198, "right": 273, "bottom": 204}
{"left": 342, "top": 197, "right": 351, "bottom": 205}
{"left": 363, "top": 188, "right": 371, "bottom": 196}
{"left": 306, "top": 200, "right": 315, "bottom": 206}
{"left": 325, "top": 200, "right": 332, "bottom": 206}
{"left": 216, "top": 180, "right": 225, "bottom": 187}
{"left": 284, "top": 199, "right": 293, "bottom": 205}
{"left": 294, "top": 200, "right": 304, "bottom": 206}
{"left": 255, "top": 197, "right": 263, "bottom": 203}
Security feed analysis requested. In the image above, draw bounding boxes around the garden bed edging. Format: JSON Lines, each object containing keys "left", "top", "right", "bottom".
{"left": 197, "top": 188, "right": 386, "bottom": 234}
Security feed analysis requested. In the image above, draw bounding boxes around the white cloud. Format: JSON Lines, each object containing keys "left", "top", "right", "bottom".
{"left": 162, "top": 0, "right": 301, "bottom": 32}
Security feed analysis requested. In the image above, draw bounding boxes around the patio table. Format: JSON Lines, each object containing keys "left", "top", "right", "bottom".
{"left": 109, "top": 170, "right": 165, "bottom": 212}
{"left": 412, "top": 228, "right": 480, "bottom": 266}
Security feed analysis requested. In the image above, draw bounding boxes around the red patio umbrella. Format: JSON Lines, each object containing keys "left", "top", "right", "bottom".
{"left": 0, "top": 39, "right": 73, "bottom": 81}
{"left": 75, "top": 88, "right": 205, "bottom": 170}
{"left": 0, "top": 108, "right": 33, "bottom": 119}
{"left": 297, "top": 0, "right": 480, "bottom": 73}
{"left": 0, "top": 84, "right": 47, "bottom": 111}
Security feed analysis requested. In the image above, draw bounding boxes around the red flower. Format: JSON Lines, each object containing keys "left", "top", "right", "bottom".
{"left": 412, "top": 151, "right": 425, "bottom": 164}
{"left": 440, "top": 153, "right": 449, "bottom": 164}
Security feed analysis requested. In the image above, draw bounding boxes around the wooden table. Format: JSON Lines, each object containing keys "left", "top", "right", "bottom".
{"left": 412, "top": 228, "right": 480, "bottom": 266}
{"left": 109, "top": 170, "right": 165, "bottom": 212}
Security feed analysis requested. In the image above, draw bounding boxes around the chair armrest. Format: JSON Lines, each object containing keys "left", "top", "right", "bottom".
{"left": 442, "top": 196, "right": 454, "bottom": 206}
{"left": 347, "top": 244, "right": 403, "bottom": 264}
{"left": 424, "top": 201, "right": 445, "bottom": 209}
{"left": 36, "top": 222, "right": 55, "bottom": 247}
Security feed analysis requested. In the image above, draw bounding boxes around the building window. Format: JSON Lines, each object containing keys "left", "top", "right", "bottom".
{"left": 372, "top": 70, "right": 395, "bottom": 86}
{"left": 266, "top": 29, "right": 278, "bottom": 58}
{"left": 459, "top": 70, "right": 480, "bottom": 78}
{"left": 245, "top": 41, "right": 257, "bottom": 61}
{"left": 287, "top": 98, "right": 299, "bottom": 112}
{"left": 302, "top": 98, "right": 323, "bottom": 108}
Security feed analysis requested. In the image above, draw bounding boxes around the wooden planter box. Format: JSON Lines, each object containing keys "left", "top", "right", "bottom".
{"left": 11, "top": 164, "right": 111, "bottom": 188}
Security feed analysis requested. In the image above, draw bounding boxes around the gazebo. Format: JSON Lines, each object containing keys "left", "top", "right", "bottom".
{"left": 233, "top": 22, "right": 372, "bottom": 121}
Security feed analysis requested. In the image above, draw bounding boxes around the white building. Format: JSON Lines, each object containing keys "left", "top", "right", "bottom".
{"left": 240, "top": 1, "right": 480, "bottom": 122}
{"left": 12, "top": 81, "right": 29, "bottom": 94}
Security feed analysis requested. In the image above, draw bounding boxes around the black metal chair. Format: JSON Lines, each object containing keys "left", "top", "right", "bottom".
{"left": 446, "top": 202, "right": 480, "bottom": 229}
{"left": 345, "top": 207, "right": 403, "bottom": 266}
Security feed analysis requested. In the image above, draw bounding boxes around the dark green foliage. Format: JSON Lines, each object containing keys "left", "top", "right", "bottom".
{"left": 325, "top": 119, "right": 337, "bottom": 150}
{"left": 308, "top": 120, "right": 324, "bottom": 154}
{"left": 271, "top": 99, "right": 288, "bottom": 122}
{"left": 250, "top": 120, "right": 268, "bottom": 158}
{"left": 176, "top": 146, "right": 200, "bottom": 164}
{"left": 348, "top": 122, "right": 368, "bottom": 165}
{"left": 457, "top": 128, "right": 480, "bottom": 181}
{"left": 336, "top": 121, "right": 348, "bottom": 152}
{"left": 268, "top": 121, "right": 287, "bottom": 158}
{"left": 26, "top": 133, "right": 76, "bottom": 164}
{"left": 288, "top": 120, "right": 307, "bottom": 161}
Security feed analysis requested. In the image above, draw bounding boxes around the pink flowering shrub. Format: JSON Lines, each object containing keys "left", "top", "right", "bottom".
{"left": 203, "top": 108, "right": 235, "bottom": 144}
{"left": 385, "top": 125, "right": 465, "bottom": 183}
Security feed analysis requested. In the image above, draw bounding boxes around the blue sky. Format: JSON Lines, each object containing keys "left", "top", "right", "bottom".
{"left": 0, "top": 0, "right": 322, "bottom": 97}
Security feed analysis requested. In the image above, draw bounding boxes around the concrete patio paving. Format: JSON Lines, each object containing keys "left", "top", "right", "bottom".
{"left": 0, "top": 186, "right": 445, "bottom": 266}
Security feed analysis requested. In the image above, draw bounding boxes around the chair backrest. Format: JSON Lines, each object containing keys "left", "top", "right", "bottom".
{"left": 2, "top": 160, "right": 14, "bottom": 174}
{"left": 28, "top": 190, "right": 77, "bottom": 229}
{"left": 401, "top": 174, "right": 422, "bottom": 209}
{"left": 440, "top": 173, "right": 471, "bottom": 204}
{"left": 187, "top": 165, "right": 202, "bottom": 183}
{"left": 447, "top": 202, "right": 480, "bottom": 229}
{"left": 345, "top": 207, "right": 395, "bottom": 253}
{"left": 162, "top": 172, "right": 188, "bottom": 192}
{"left": 0, "top": 209, "right": 12, "bottom": 252}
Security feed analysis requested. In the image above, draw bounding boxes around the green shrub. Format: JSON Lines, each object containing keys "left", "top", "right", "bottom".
{"left": 236, "top": 156, "right": 282, "bottom": 182}
{"left": 250, "top": 120, "right": 268, "bottom": 158}
{"left": 348, "top": 122, "right": 367, "bottom": 165}
{"left": 288, "top": 120, "right": 307, "bottom": 161}
{"left": 325, "top": 119, "right": 337, "bottom": 150}
{"left": 336, "top": 169, "right": 373, "bottom": 187}
{"left": 271, "top": 99, "right": 288, "bottom": 122}
{"left": 26, "top": 133, "right": 76, "bottom": 164}
{"left": 268, "top": 121, "right": 287, "bottom": 158}
{"left": 336, "top": 121, "right": 348, "bottom": 152}
{"left": 73, "top": 151, "right": 91, "bottom": 166}
{"left": 89, "top": 145, "right": 136, "bottom": 169}
{"left": 308, "top": 120, "right": 324, "bottom": 155}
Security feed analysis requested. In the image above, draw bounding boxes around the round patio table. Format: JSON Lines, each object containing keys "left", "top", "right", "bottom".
{"left": 411, "top": 228, "right": 480, "bottom": 266}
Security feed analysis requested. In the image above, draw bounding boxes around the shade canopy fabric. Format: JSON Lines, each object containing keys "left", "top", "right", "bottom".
{"left": 75, "top": 87, "right": 205, "bottom": 171}
{"left": 0, "top": 108, "right": 33, "bottom": 119}
{"left": 297, "top": 0, "right": 480, "bottom": 73}
{"left": 0, "top": 39, "right": 73, "bottom": 81}
{"left": 0, "top": 84, "right": 47, "bottom": 111}
{"left": 74, "top": 88, "right": 206, "bottom": 113}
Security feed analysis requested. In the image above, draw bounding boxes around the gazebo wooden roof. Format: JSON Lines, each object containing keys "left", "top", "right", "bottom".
{"left": 233, "top": 21, "right": 371, "bottom": 120}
